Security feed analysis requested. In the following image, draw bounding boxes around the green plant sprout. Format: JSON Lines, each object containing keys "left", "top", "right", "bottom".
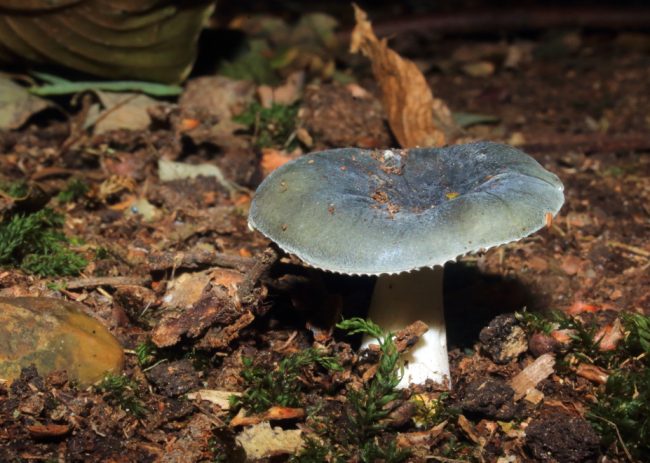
{"left": 292, "top": 318, "right": 410, "bottom": 463}
{"left": 230, "top": 347, "right": 342, "bottom": 415}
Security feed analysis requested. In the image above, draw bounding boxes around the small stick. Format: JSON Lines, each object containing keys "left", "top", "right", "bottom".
{"left": 65, "top": 275, "right": 151, "bottom": 289}
{"left": 147, "top": 250, "right": 253, "bottom": 272}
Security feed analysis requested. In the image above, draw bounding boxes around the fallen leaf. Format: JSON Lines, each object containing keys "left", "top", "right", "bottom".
{"left": 86, "top": 91, "right": 160, "bottom": 135}
{"left": 0, "top": 74, "right": 53, "bottom": 130}
{"left": 236, "top": 421, "right": 303, "bottom": 459}
{"left": 261, "top": 148, "right": 300, "bottom": 177}
{"left": 567, "top": 301, "right": 600, "bottom": 316}
{"left": 396, "top": 420, "right": 446, "bottom": 450}
{"left": 550, "top": 328, "right": 576, "bottom": 345}
{"left": 349, "top": 5, "right": 457, "bottom": 148}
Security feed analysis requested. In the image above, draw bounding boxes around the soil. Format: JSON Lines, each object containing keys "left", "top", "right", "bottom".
{"left": 1, "top": 4, "right": 649, "bottom": 463}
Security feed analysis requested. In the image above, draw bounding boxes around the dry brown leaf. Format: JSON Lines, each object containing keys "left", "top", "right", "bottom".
{"left": 350, "top": 4, "right": 456, "bottom": 148}
{"left": 92, "top": 91, "right": 159, "bottom": 135}
{"left": 261, "top": 148, "right": 301, "bottom": 177}
{"left": 0, "top": 74, "right": 54, "bottom": 130}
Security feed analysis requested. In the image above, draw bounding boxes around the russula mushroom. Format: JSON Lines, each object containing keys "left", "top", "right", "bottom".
{"left": 248, "top": 141, "right": 564, "bottom": 388}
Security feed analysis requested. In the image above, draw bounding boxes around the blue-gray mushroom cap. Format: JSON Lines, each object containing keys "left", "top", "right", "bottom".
{"left": 248, "top": 141, "right": 564, "bottom": 275}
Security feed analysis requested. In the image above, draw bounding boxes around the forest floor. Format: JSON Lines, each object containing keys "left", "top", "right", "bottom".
{"left": 0, "top": 7, "right": 649, "bottom": 463}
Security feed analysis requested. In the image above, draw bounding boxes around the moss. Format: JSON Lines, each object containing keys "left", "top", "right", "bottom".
{"left": 56, "top": 178, "right": 89, "bottom": 203}
{"left": 0, "top": 208, "right": 87, "bottom": 276}
{"left": 234, "top": 101, "right": 299, "bottom": 149}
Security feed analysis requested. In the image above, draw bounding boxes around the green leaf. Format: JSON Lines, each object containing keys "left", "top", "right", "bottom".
{"left": 452, "top": 112, "right": 500, "bottom": 128}
{"left": 31, "top": 79, "right": 182, "bottom": 97}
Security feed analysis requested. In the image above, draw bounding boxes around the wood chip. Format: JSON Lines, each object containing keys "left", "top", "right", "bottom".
{"left": 510, "top": 353, "right": 555, "bottom": 401}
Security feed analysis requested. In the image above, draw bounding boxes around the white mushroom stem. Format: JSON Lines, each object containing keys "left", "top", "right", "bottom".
{"left": 361, "top": 267, "right": 450, "bottom": 389}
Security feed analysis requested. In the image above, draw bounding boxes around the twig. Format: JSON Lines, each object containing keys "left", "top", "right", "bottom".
{"left": 607, "top": 241, "right": 650, "bottom": 258}
{"left": 147, "top": 249, "right": 253, "bottom": 273}
{"left": 65, "top": 275, "right": 151, "bottom": 290}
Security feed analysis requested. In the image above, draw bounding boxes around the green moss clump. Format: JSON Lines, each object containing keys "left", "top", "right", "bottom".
{"left": 234, "top": 101, "right": 299, "bottom": 149}
{"left": 230, "top": 348, "right": 341, "bottom": 415}
{"left": 57, "top": 178, "right": 89, "bottom": 203}
{"left": 97, "top": 373, "right": 147, "bottom": 418}
{"left": 0, "top": 208, "right": 87, "bottom": 276}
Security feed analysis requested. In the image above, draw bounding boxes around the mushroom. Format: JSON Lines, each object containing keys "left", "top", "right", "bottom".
{"left": 248, "top": 141, "right": 564, "bottom": 388}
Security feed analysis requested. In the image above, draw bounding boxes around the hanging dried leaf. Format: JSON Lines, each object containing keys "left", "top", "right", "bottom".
{"left": 350, "top": 4, "right": 457, "bottom": 148}
{"left": 0, "top": 0, "right": 215, "bottom": 84}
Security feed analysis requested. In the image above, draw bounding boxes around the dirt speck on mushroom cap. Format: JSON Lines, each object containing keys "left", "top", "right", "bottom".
{"left": 248, "top": 141, "right": 564, "bottom": 275}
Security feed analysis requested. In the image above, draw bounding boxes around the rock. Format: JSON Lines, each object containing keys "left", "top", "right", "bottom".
{"left": 525, "top": 409, "right": 600, "bottom": 462}
{"left": 461, "top": 377, "right": 517, "bottom": 420}
{"left": 528, "top": 332, "right": 561, "bottom": 357}
{"left": 479, "top": 314, "right": 528, "bottom": 364}
{"left": 0, "top": 297, "right": 124, "bottom": 386}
